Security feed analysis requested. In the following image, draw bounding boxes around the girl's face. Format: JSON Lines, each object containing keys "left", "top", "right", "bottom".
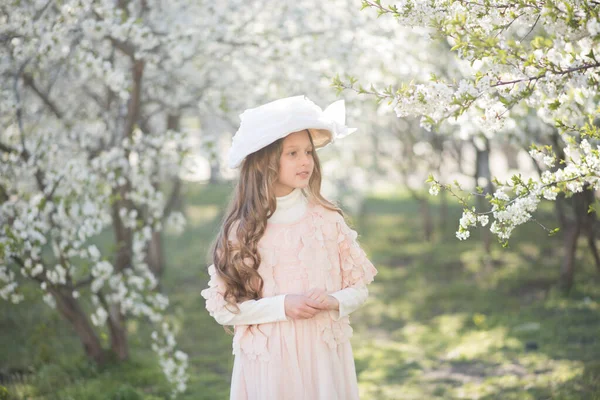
{"left": 274, "top": 130, "right": 315, "bottom": 197}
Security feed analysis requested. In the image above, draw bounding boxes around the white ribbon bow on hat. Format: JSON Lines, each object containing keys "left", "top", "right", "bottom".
{"left": 322, "top": 99, "right": 358, "bottom": 142}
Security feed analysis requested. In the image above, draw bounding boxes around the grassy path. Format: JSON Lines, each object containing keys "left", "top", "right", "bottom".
{"left": 1, "top": 183, "right": 599, "bottom": 399}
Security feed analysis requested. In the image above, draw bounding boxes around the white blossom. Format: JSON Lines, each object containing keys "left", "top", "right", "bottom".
{"left": 477, "top": 215, "right": 489, "bottom": 227}
{"left": 428, "top": 184, "right": 440, "bottom": 196}
{"left": 456, "top": 230, "right": 470, "bottom": 240}
{"left": 90, "top": 306, "right": 108, "bottom": 327}
{"left": 358, "top": 0, "right": 600, "bottom": 243}
{"left": 43, "top": 293, "right": 56, "bottom": 309}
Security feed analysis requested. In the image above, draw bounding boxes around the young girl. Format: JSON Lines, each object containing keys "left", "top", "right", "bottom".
{"left": 201, "top": 95, "right": 378, "bottom": 400}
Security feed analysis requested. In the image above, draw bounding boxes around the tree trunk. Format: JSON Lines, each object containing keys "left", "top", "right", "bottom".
{"left": 587, "top": 231, "right": 600, "bottom": 274}
{"left": 109, "top": 190, "right": 133, "bottom": 361}
{"left": 111, "top": 196, "right": 134, "bottom": 274}
{"left": 209, "top": 134, "right": 223, "bottom": 184}
{"left": 558, "top": 187, "right": 594, "bottom": 291}
{"left": 145, "top": 113, "right": 181, "bottom": 280}
{"left": 438, "top": 174, "right": 448, "bottom": 237}
{"left": 504, "top": 143, "right": 519, "bottom": 169}
{"left": 147, "top": 230, "right": 165, "bottom": 280}
{"left": 419, "top": 196, "right": 433, "bottom": 242}
{"left": 107, "top": 303, "right": 129, "bottom": 360}
{"left": 438, "top": 174, "right": 448, "bottom": 234}
{"left": 355, "top": 197, "right": 365, "bottom": 232}
{"left": 475, "top": 138, "right": 493, "bottom": 255}
{"left": 209, "top": 162, "right": 221, "bottom": 184}
{"left": 560, "top": 223, "right": 580, "bottom": 292}
{"left": 51, "top": 288, "right": 106, "bottom": 365}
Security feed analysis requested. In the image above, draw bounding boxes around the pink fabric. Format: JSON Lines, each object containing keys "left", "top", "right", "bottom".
{"left": 202, "top": 202, "right": 378, "bottom": 400}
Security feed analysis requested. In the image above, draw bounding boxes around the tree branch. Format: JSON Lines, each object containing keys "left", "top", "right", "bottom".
{"left": 22, "top": 73, "right": 64, "bottom": 119}
{"left": 491, "top": 62, "right": 600, "bottom": 88}
{"left": 74, "top": 275, "right": 94, "bottom": 289}
{"left": 0, "top": 141, "right": 18, "bottom": 154}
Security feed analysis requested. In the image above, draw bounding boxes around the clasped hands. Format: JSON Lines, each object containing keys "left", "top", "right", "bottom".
{"left": 283, "top": 288, "right": 339, "bottom": 320}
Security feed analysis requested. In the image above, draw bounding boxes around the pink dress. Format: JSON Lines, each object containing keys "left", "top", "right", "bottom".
{"left": 201, "top": 201, "right": 378, "bottom": 400}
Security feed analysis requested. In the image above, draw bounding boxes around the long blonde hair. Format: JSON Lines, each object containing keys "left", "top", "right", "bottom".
{"left": 211, "top": 130, "right": 342, "bottom": 316}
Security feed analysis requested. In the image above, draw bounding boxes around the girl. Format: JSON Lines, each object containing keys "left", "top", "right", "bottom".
{"left": 201, "top": 95, "right": 378, "bottom": 400}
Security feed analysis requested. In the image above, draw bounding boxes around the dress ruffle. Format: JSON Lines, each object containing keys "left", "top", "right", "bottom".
{"left": 233, "top": 324, "right": 273, "bottom": 362}
{"left": 200, "top": 264, "right": 228, "bottom": 316}
{"left": 333, "top": 213, "right": 378, "bottom": 289}
{"left": 306, "top": 206, "right": 376, "bottom": 350}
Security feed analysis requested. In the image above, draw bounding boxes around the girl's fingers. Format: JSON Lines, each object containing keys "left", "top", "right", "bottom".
{"left": 302, "top": 290, "right": 329, "bottom": 311}
{"left": 304, "top": 298, "right": 322, "bottom": 309}
{"left": 301, "top": 308, "right": 318, "bottom": 318}
{"left": 311, "top": 297, "right": 326, "bottom": 309}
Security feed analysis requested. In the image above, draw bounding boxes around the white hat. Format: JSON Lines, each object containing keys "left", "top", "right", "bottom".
{"left": 227, "top": 95, "right": 357, "bottom": 168}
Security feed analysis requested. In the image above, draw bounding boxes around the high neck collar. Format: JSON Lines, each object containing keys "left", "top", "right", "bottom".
{"left": 276, "top": 187, "right": 303, "bottom": 209}
{"left": 269, "top": 188, "right": 308, "bottom": 224}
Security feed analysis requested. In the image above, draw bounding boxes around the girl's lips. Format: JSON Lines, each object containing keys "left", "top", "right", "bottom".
{"left": 297, "top": 172, "right": 310, "bottom": 179}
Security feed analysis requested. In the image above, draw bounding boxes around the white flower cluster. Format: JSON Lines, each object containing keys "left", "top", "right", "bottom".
{"left": 0, "top": 266, "right": 23, "bottom": 303}
{"left": 529, "top": 148, "right": 556, "bottom": 169}
{"left": 428, "top": 182, "right": 440, "bottom": 196}
{"left": 165, "top": 211, "right": 186, "bottom": 235}
{"left": 446, "top": 137, "right": 600, "bottom": 242}
{"left": 455, "top": 209, "right": 489, "bottom": 241}
{"left": 151, "top": 323, "right": 189, "bottom": 398}
{"left": 43, "top": 293, "right": 56, "bottom": 309}
{"left": 90, "top": 306, "right": 108, "bottom": 327}
{"left": 489, "top": 191, "right": 540, "bottom": 241}
{"left": 392, "top": 82, "right": 458, "bottom": 128}
{"left": 91, "top": 261, "right": 114, "bottom": 294}
{"left": 359, "top": 0, "right": 600, "bottom": 243}
{"left": 46, "top": 264, "right": 68, "bottom": 285}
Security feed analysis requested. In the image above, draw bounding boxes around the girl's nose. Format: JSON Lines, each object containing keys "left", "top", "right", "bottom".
{"left": 301, "top": 153, "right": 311, "bottom": 165}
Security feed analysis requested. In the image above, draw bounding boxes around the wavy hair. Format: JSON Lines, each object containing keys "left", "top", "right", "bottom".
{"left": 211, "top": 130, "right": 342, "bottom": 321}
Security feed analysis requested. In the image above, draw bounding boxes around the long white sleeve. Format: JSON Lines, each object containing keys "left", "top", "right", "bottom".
{"left": 328, "top": 286, "right": 369, "bottom": 321}
{"left": 200, "top": 263, "right": 290, "bottom": 326}
{"left": 210, "top": 294, "right": 289, "bottom": 326}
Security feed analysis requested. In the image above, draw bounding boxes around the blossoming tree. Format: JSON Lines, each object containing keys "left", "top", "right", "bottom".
{"left": 0, "top": 0, "right": 425, "bottom": 395}
{"left": 335, "top": 0, "right": 600, "bottom": 289}
{"left": 0, "top": 0, "right": 215, "bottom": 396}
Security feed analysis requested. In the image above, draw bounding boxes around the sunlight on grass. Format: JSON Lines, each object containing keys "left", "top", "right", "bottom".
{"left": 185, "top": 204, "right": 220, "bottom": 225}
{"left": 444, "top": 328, "right": 513, "bottom": 360}
{"left": 351, "top": 191, "right": 600, "bottom": 400}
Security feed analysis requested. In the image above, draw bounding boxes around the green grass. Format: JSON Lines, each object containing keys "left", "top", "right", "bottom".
{"left": 1, "top": 182, "right": 599, "bottom": 399}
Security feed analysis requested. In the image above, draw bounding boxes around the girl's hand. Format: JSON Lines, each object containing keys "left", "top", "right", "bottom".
{"left": 304, "top": 288, "right": 338, "bottom": 312}
{"left": 284, "top": 294, "right": 324, "bottom": 320}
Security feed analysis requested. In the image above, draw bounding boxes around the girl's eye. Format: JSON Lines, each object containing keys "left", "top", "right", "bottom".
{"left": 290, "top": 151, "right": 296, "bottom": 156}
